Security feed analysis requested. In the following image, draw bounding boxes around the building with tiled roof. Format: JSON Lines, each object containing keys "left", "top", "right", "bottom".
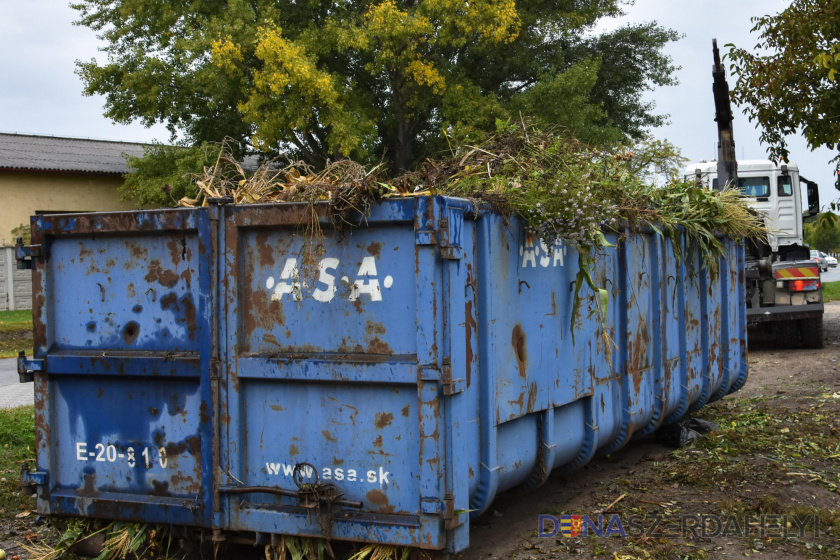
{"left": 0, "top": 132, "right": 147, "bottom": 244}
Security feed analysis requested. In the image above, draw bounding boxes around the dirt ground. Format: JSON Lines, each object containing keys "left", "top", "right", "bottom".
{"left": 462, "top": 301, "right": 840, "bottom": 560}
{"left": 1, "top": 305, "right": 838, "bottom": 560}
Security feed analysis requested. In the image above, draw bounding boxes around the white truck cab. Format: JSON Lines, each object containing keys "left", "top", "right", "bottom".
{"left": 685, "top": 160, "right": 808, "bottom": 252}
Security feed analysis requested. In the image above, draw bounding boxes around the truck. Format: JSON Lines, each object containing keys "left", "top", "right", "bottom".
{"left": 684, "top": 40, "right": 824, "bottom": 349}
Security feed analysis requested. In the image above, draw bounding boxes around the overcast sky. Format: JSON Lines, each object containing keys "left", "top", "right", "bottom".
{"left": 1, "top": 1, "right": 837, "bottom": 207}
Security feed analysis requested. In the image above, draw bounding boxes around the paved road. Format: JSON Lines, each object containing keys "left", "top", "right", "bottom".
{"left": 822, "top": 265, "right": 840, "bottom": 283}
{"left": 0, "top": 357, "right": 33, "bottom": 409}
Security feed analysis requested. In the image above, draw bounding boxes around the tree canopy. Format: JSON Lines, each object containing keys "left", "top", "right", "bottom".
{"left": 73, "top": 0, "right": 680, "bottom": 205}
{"left": 804, "top": 213, "right": 840, "bottom": 252}
{"left": 727, "top": 0, "right": 840, "bottom": 168}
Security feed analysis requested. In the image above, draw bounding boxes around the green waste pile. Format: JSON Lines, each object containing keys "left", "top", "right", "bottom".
{"left": 180, "top": 124, "right": 765, "bottom": 273}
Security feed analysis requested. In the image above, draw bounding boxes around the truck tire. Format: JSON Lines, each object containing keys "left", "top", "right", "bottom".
{"left": 774, "top": 321, "right": 800, "bottom": 348}
{"left": 799, "top": 317, "right": 824, "bottom": 349}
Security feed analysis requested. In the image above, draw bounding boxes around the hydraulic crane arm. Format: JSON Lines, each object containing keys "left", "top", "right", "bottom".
{"left": 713, "top": 38, "right": 738, "bottom": 190}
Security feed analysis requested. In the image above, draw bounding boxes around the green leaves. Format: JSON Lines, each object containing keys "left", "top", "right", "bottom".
{"left": 73, "top": 0, "right": 680, "bottom": 191}
{"left": 728, "top": 0, "right": 840, "bottom": 171}
{"left": 120, "top": 142, "right": 223, "bottom": 208}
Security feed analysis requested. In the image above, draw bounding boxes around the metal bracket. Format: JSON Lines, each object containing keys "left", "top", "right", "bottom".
{"left": 415, "top": 214, "right": 463, "bottom": 260}
{"left": 18, "top": 352, "right": 44, "bottom": 383}
{"left": 418, "top": 365, "right": 441, "bottom": 382}
{"left": 15, "top": 237, "right": 42, "bottom": 270}
{"left": 437, "top": 217, "right": 463, "bottom": 260}
{"left": 20, "top": 462, "right": 47, "bottom": 495}
{"left": 441, "top": 357, "right": 465, "bottom": 396}
{"left": 206, "top": 195, "right": 234, "bottom": 206}
{"left": 443, "top": 493, "right": 464, "bottom": 530}
{"left": 421, "top": 497, "right": 445, "bottom": 515}
{"left": 209, "top": 358, "right": 221, "bottom": 380}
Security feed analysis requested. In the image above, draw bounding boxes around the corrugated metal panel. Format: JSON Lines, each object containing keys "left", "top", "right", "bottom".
{"left": 22, "top": 197, "right": 747, "bottom": 553}
{"left": 0, "top": 133, "right": 147, "bottom": 174}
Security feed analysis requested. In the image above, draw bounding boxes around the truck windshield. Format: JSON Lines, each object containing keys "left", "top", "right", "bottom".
{"left": 737, "top": 177, "right": 770, "bottom": 198}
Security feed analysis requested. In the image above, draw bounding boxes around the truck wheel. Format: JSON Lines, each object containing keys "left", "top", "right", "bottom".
{"left": 799, "top": 317, "right": 824, "bottom": 349}
{"left": 774, "top": 322, "right": 800, "bottom": 348}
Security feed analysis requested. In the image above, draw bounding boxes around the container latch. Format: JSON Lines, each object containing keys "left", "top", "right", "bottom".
{"left": 18, "top": 351, "right": 44, "bottom": 383}
{"left": 15, "top": 237, "right": 42, "bottom": 270}
{"left": 20, "top": 462, "right": 47, "bottom": 495}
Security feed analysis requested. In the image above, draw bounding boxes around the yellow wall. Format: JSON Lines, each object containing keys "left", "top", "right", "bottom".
{"left": 0, "top": 171, "right": 135, "bottom": 244}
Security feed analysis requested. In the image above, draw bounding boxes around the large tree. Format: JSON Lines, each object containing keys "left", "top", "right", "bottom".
{"left": 73, "top": 0, "right": 679, "bottom": 204}
{"left": 727, "top": 0, "right": 840, "bottom": 168}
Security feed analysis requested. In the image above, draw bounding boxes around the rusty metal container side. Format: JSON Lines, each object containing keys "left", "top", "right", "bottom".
{"left": 21, "top": 196, "right": 747, "bottom": 553}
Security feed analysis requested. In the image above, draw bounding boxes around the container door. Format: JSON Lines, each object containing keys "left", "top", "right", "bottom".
{"left": 27, "top": 209, "right": 215, "bottom": 527}
{"left": 218, "top": 200, "right": 457, "bottom": 549}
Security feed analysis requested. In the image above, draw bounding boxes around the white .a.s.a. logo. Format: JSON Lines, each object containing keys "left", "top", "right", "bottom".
{"left": 520, "top": 238, "right": 568, "bottom": 269}
{"left": 265, "top": 256, "right": 394, "bottom": 303}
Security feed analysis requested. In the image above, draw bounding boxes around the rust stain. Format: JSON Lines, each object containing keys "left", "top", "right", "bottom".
{"left": 627, "top": 320, "right": 650, "bottom": 396}
{"left": 333, "top": 457, "right": 345, "bottom": 466}
{"left": 321, "top": 430, "right": 338, "bottom": 443}
{"left": 160, "top": 292, "right": 179, "bottom": 311}
{"left": 181, "top": 295, "right": 197, "bottom": 342}
{"left": 512, "top": 324, "right": 528, "bottom": 378}
{"left": 375, "top": 412, "right": 394, "bottom": 429}
{"left": 367, "top": 489, "right": 390, "bottom": 507}
{"left": 167, "top": 238, "right": 183, "bottom": 266}
{"left": 255, "top": 230, "right": 276, "bottom": 268}
{"left": 365, "top": 320, "right": 387, "bottom": 335}
{"left": 401, "top": 404, "right": 411, "bottom": 417}
{"left": 199, "top": 401, "right": 210, "bottom": 425}
{"left": 269, "top": 404, "right": 284, "bottom": 412}
{"left": 145, "top": 260, "right": 179, "bottom": 288}
{"left": 464, "top": 300, "right": 477, "bottom": 387}
{"left": 366, "top": 241, "right": 383, "bottom": 258}
{"left": 368, "top": 337, "right": 393, "bottom": 354}
{"left": 328, "top": 397, "right": 359, "bottom": 425}
{"left": 263, "top": 334, "right": 282, "bottom": 347}
{"left": 526, "top": 381, "right": 538, "bottom": 412}
{"left": 373, "top": 435, "right": 383, "bottom": 448}
{"left": 129, "top": 243, "right": 147, "bottom": 260}
{"left": 289, "top": 444, "right": 299, "bottom": 456}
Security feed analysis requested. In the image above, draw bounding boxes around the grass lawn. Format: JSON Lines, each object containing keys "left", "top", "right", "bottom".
{"left": 0, "top": 405, "right": 36, "bottom": 524}
{"left": 823, "top": 280, "right": 840, "bottom": 302}
{"left": 0, "top": 309, "right": 32, "bottom": 359}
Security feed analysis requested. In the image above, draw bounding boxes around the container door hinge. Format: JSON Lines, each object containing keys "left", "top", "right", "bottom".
{"left": 209, "top": 358, "right": 221, "bottom": 380}
{"left": 15, "top": 238, "right": 42, "bottom": 270}
{"left": 443, "top": 493, "right": 464, "bottom": 530}
{"left": 17, "top": 352, "right": 44, "bottom": 383}
{"left": 441, "top": 357, "right": 465, "bottom": 396}
{"left": 437, "top": 217, "right": 463, "bottom": 260}
{"left": 20, "top": 462, "right": 47, "bottom": 495}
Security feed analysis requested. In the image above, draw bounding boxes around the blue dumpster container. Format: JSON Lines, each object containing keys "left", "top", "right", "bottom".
{"left": 18, "top": 196, "right": 746, "bottom": 553}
